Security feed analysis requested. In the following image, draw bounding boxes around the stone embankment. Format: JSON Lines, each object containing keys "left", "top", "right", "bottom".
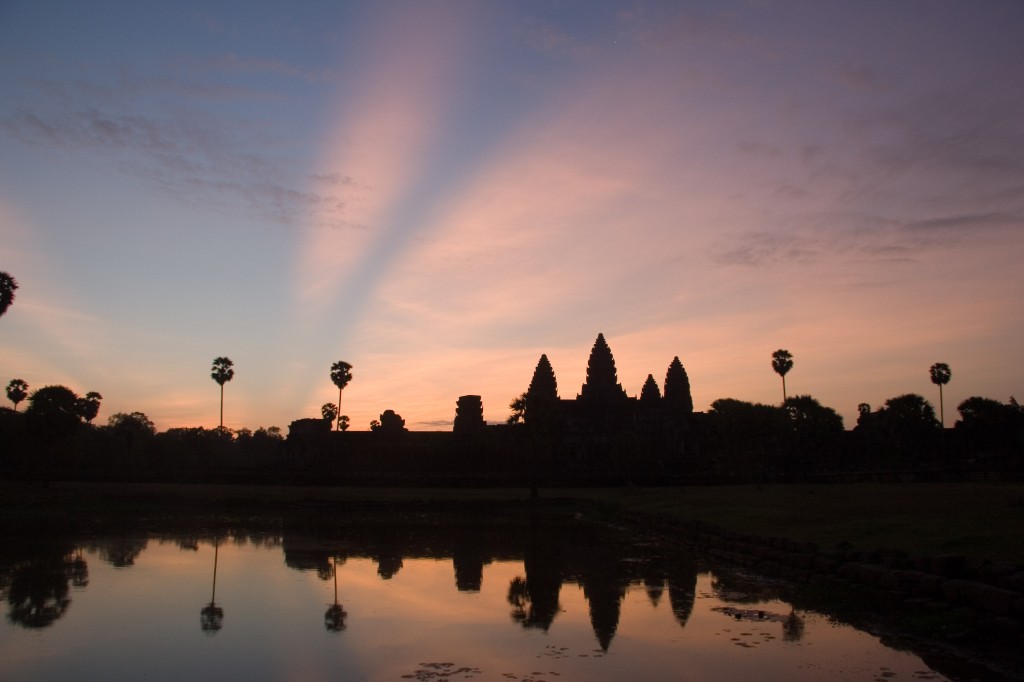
{"left": 622, "top": 512, "right": 1024, "bottom": 655}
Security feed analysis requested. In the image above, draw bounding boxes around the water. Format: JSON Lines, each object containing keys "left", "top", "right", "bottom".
{"left": 0, "top": 510, "right": 962, "bottom": 681}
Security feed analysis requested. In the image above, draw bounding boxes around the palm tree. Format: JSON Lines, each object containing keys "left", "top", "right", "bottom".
{"left": 929, "top": 362, "right": 952, "bottom": 427}
{"left": 507, "top": 392, "right": 527, "bottom": 425}
{"left": 210, "top": 357, "right": 234, "bottom": 429}
{"left": 321, "top": 402, "right": 339, "bottom": 426}
{"left": 0, "top": 271, "right": 18, "bottom": 318}
{"left": 6, "top": 378, "right": 28, "bottom": 411}
{"left": 329, "top": 361, "right": 353, "bottom": 431}
{"left": 771, "top": 349, "right": 794, "bottom": 402}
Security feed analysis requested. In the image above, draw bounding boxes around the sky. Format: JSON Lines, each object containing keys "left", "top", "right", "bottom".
{"left": 2, "top": 0, "right": 1023, "bottom": 432}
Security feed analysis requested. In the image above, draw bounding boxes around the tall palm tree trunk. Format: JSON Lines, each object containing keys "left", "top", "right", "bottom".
{"left": 220, "top": 384, "right": 225, "bottom": 429}
{"left": 336, "top": 389, "right": 343, "bottom": 431}
{"left": 211, "top": 540, "right": 219, "bottom": 604}
{"left": 938, "top": 384, "right": 945, "bottom": 428}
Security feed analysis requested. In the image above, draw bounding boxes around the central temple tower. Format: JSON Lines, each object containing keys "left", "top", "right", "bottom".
{"left": 578, "top": 333, "right": 628, "bottom": 405}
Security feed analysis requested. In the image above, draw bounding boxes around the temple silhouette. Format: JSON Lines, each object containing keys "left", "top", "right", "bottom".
{"left": 280, "top": 333, "right": 696, "bottom": 485}
{"left": 513, "top": 333, "right": 694, "bottom": 480}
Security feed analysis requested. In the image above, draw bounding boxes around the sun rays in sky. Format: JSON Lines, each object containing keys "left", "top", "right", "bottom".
{"left": 1, "top": 1, "right": 1022, "bottom": 431}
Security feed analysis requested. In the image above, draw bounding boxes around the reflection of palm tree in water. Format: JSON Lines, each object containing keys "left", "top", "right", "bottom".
{"left": 324, "top": 555, "right": 347, "bottom": 632}
{"left": 69, "top": 548, "right": 89, "bottom": 588}
{"left": 200, "top": 539, "right": 224, "bottom": 634}
{"left": 783, "top": 608, "right": 805, "bottom": 641}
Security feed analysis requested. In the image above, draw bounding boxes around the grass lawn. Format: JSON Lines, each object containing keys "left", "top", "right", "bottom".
{"left": 3, "top": 480, "right": 1023, "bottom": 564}
{"left": 575, "top": 483, "right": 1024, "bottom": 563}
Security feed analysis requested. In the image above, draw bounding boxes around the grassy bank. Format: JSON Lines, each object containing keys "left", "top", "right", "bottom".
{"left": 576, "top": 483, "right": 1024, "bottom": 564}
{"left": 3, "top": 481, "right": 1022, "bottom": 564}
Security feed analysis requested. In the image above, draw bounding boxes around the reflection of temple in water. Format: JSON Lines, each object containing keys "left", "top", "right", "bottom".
{"left": 0, "top": 514, "right": 790, "bottom": 655}
{"left": 279, "top": 511, "right": 699, "bottom": 652}
{"left": 452, "top": 542, "right": 490, "bottom": 592}
{"left": 0, "top": 509, "right": 701, "bottom": 651}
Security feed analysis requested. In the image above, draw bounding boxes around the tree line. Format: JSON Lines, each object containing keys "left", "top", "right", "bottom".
{"left": 3, "top": 268, "right": 1020, "bottom": 485}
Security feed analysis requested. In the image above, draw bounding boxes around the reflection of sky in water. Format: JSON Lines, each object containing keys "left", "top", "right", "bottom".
{"left": 0, "top": 540, "right": 950, "bottom": 682}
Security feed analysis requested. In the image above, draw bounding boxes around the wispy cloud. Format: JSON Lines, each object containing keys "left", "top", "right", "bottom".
{"left": 518, "top": 17, "right": 596, "bottom": 60}
{"left": 202, "top": 53, "right": 337, "bottom": 82}
{"left": 294, "top": 3, "right": 484, "bottom": 316}
{"left": 833, "top": 62, "right": 890, "bottom": 92}
{"left": 4, "top": 103, "right": 345, "bottom": 227}
{"left": 847, "top": 90, "right": 1024, "bottom": 202}
{"left": 903, "top": 212, "right": 1024, "bottom": 234}
{"left": 2, "top": 45, "right": 351, "bottom": 229}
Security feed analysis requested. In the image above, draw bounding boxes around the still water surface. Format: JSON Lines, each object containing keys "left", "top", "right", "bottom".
{"left": 0, "top": 511, "right": 956, "bottom": 681}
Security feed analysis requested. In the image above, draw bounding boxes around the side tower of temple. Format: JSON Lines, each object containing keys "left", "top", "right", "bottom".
{"left": 453, "top": 395, "right": 486, "bottom": 434}
{"left": 664, "top": 356, "right": 693, "bottom": 416}
{"left": 525, "top": 354, "right": 560, "bottom": 432}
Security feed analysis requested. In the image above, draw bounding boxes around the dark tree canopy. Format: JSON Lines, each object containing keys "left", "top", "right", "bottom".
{"left": 664, "top": 357, "right": 693, "bottom": 413}
{"left": 76, "top": 391, "right": 102, "bottom": 423}
{"left": 780, "top": 395, "right": 845, "bottom": 473}
{"left": 955, "top": 397, "right": 1023, "bottom": 449}
{"left": 640, "top": 374, "right": 661, "bottom": 403}
{"left": 957, "top": 396, "right": 1013, "bottom": 426}
{"left": 107, "top": 411, "right": 156, "bottom": 438}
{"left": 321, "top": 402, "right": 338, "bottom": 424}
{"left": 854, "top": 393, "right": 942, "bottom": 465}
{"left": 709, "top": 398, "right": 787, "bottom": 431}
{"left": 783, "top": 394, "right": 844, "bottom": 435}
{"left": 26, "top": 385, "right": 82, "bottom": 440}
{"left": 579, "top": 333, "right": 626, "bottom": 404}
{"left": 881, "top": 393, "right": 939, "bottom": 429}
{"left": 0, "top": 271, "right": 18, "bottom": 318}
